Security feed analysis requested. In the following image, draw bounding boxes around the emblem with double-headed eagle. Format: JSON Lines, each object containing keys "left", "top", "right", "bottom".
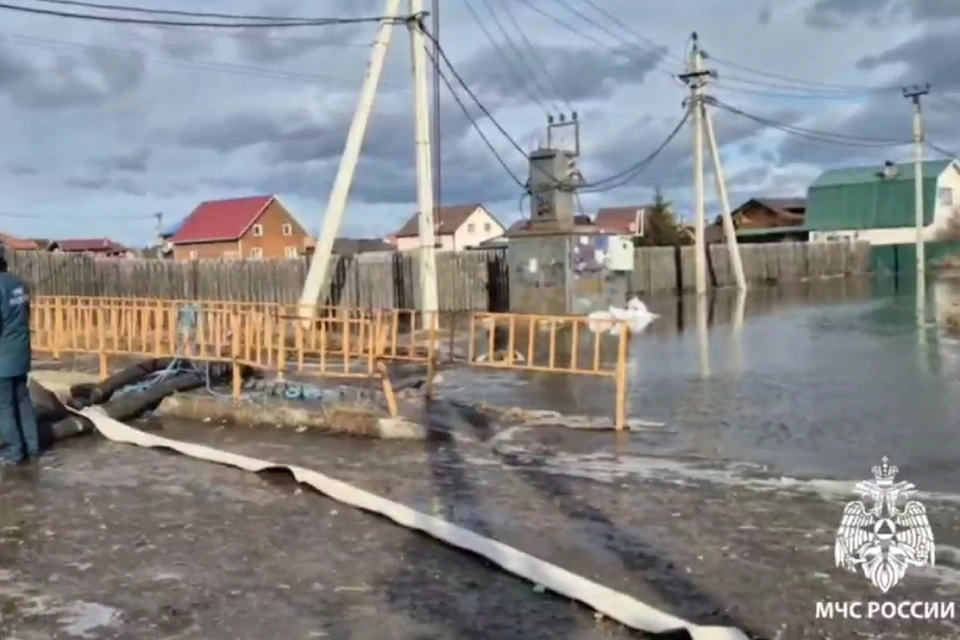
{"left": 834, "top": 457, "right": 935, "bottom": 592}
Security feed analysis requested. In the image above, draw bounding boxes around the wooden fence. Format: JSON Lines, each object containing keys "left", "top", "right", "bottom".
{"left": 8, "top": 250, "right": 504, "bottom": 311}
{"left": 9, "top": 241, "right": 870, "bottom": 311}
{"left": 629, "top": 241, "right": 872, "bottom": 294}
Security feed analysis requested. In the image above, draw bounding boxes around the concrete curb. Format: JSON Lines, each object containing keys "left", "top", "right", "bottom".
{"left": 30, "top": 368, "right": 427, "bottom": 440}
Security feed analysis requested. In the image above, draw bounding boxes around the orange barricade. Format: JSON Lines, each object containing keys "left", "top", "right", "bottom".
{"left": 30, "top": 297, "right": 632, "bottom": 428}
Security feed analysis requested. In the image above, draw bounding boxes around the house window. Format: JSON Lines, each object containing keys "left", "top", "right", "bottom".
{"left": 189, "top": 250, "right": 197, "bottom": 260}
{"left": 252, "top": 224, "right": 264, "bottom": 237}
{"left": 284, "top": 246, "right": 298, "bottom": 258}
{"left": 282, "top": 223, "right": 292, "bottom": 236}
{"left": 467, "top": 223, "right": 476, "bottom": 233}
{"left": 223, "top": 250, "right": 238, "bottom": 259}
{"left": 250, "top": 247, "right": 263, "bottom": 259}
{"left": 483, "top": 222, "right": 491, "bottom": 232}
{"left": 939, "top": 188, "right": 954, "bottom": 207}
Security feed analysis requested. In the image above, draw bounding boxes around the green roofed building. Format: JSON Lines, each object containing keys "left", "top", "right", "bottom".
{"left": 805, "top": 159, "right": 960, "bottom": 245}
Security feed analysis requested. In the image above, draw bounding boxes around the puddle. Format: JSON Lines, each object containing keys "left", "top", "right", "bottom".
{"left": 61, "top": 601, "right": 120, "bottom": 638}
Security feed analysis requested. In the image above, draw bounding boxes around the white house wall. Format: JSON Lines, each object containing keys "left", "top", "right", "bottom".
{"left": 452, "top": 207, "right": 504, "bottom": 250}
{"left": 809, "top": 161, "right": 960, "bottom": 246}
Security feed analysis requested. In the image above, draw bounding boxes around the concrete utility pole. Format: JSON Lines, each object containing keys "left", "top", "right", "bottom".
{"left": 679, "top": 33, "right": 746, "bottom": 293}
{"left": 298, "top": 0, "right": 402, "bottom": 316}
{"left": 904, "top": 84, "right": 930, "bottom": 282}
{"left": 432, "top": 0, "right": 441, "bottom": 238}
{"left": 410, "top": 0, "right": 440, "bottom": 326}
{"left": 681, "top": 36, "right": 707, "bottom": 295}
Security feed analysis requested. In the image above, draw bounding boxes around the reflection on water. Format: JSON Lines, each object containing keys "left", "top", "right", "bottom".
{"left": 442, "top": 275, "right": 960, "bottom": 490}
{"left": 627, "top": 275, "right": 960, "bottom": 491}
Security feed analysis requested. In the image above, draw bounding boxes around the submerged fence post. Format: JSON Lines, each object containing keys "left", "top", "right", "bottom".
{"left": 97, "top": 306, "right": 108, "bottom": 381}
{"left": 231, "top": 312, "right": 241, "bottom": 401}
{"left": 614, "top": 324, "right": 630, "bottom": 430}
{"left": 53, "top": 296, "right": 63, "bottom": 359}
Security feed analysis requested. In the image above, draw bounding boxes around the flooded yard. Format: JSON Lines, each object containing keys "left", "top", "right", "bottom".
{"left": 7, "top": 274, "right": 960, "bottom": 639}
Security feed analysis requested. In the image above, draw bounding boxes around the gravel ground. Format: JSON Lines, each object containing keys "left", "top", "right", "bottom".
{"left": 3, "top": 405, "right": 960, "bottom": 640}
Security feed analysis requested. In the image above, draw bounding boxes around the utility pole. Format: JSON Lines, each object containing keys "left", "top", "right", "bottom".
{"left": 298, "top": 0, "right": 402, "bottom": 317}
{"left": 409, "top": 0, "right": 439, "bottom": 327}
{"left": 904, "top": 84, "right": 930, "bottom": 283}
{"left": 680, "top": 35, "right": 707, "bottom": 295}
{"left": 678, "top": 33, "right": 746, "bottom": 293}
{"left": 432, "top": 0, "right": 441, "bottom": 242}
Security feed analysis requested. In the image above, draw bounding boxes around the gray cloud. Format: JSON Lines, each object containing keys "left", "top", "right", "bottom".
{"left": 461, "top": 44, "right": 663, "bottom": 103}
{"left": 64, "top": 175, "right": 146, "bottom": 196}
{"left": 156, "top": 28, "right": 215, "bottom": 58}
{"left": 232, "top": 0, "right": 382, "bottom": 64}
{"left": 93, "top": 149, "right": 151, "bottom": 173}
{"left": 758, "top": 3, "right": 773, "bottom": 25}
{"left": 0, "top": 43, "right": 144, "bottom": 109}
{"left": 805, "top": 0, "right": 960, "bottom": 29}
{"left": 778, "top": 28, "right": 960, "bottom": 167}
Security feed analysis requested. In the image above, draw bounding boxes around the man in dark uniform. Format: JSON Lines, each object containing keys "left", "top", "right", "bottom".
{"left": 0, "top": 252, "right": 37, "bottom": 466}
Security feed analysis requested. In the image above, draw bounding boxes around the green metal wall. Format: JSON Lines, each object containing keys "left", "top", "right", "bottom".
{"left": 806, "top": 160, "right": 950, "bottom": 232}
{"left": 807, "top": 178, "right": 938, "bottom": 232}
{"left": 871, "top": 240, "right": 960, "bottom": 275}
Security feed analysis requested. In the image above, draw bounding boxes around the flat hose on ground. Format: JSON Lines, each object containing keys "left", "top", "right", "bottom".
{"left": 68, "top": 400, "right": 749, "bottom": 640}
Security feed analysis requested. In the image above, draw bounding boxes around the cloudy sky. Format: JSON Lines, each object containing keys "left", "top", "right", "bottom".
{"left": 0, "top": 0, "right": 957, "bottom": 247}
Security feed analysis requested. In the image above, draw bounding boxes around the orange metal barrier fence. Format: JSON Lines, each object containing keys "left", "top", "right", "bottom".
{"left": 30, "top": 297, "right": 631, "bottom": 428}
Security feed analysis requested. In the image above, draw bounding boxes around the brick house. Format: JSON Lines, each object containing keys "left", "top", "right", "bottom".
{"left": 170, "top": 195, "right": 311, "bottom": 260}
{"left": 393, "top": 204, "right": 505, "bottom": 251}
{"left": 594, "top": 205, "right": 653, "bottom": 235}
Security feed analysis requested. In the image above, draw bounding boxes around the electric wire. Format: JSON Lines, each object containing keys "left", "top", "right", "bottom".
{"left": 579, "top": 112, "right": 690, "bottom": 193}
{"left": 0, "top": 31, "right": 404, "bottom": 89}
{"left": 0, "top": 2, "right": 406, "bottom": 28}
{"left": 459, "top": 0, "right": 548, "bottom": 112}
{"left": 927, "top": 141, "right": 958, "bottom": 160}
{"left": 471, "top": 0, "right": 561, "bottom": 113}
{"left": 496, "top": 0, "right": 574, "bottom": 112}
{"left": 713, "top": 99, "right": 910, "bottom": 147}
{"left": 514, "top": 0, "right": 678, "bottom": 80}
{"left": 427, "top": 29, "right": 698, "bottom": 193}
{"left": 25, "top": 0, "right": 351, "bottom": 21}
{"left": 425, "top": 47, "right": 526, "bottom": 189}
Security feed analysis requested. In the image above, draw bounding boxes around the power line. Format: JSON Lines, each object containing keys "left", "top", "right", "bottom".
{"left": 0, "top": 211, "right": 155, "bottom": 220}
{"left": 706, "top": 53, "right": 896, "bottom": 94}
{"left": 459, "top": 0, "right": 548, "bottom": 112}
{"left": 425, "top": 47, "right": 525, "bottom": 188}
{"left": 0, "top": 30, "right": 406, "bottom": 89}
{"left": 580, "top": 112, "right": 690, "bottom": 193}
{"left": 471, "top": 0, "right": 560, "bottom": 112}
{"left": 26, "top": 0, "right": 342, "bottom": 21}
{"left": 926, "top": 141, "right": 958, "bottom": 159}
{"left": 426, "top": 30, "right": 693, "bottom": 193}
{"left": 514, "top": 0, "right": 678, "bottom": 80}
{"left": 0, "top": 2, "right": 404, "bottom": 28}
{"left": 713, "top": 99, "right": 910, "bottom": 147}
{"left": 495, "top": 0, "right": 573, "bottom": 112}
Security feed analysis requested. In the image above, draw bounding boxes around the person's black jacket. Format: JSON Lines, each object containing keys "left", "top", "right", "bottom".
{"left": 0, "top": 273, "right": 31, "bottom": 378}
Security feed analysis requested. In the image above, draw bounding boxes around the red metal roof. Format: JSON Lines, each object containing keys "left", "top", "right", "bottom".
{"left": 57, "top": 238, "right": 126, "bottom": 252}
{"left": 0, "top": 233, "right": 38, "bottom": 250}
{"left": 171, "top": 195, "right": 274, "bottom": 244}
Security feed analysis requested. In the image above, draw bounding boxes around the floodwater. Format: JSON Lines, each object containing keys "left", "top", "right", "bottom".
{"left": 443, "top": 275, "right": 960, "bottom": 492}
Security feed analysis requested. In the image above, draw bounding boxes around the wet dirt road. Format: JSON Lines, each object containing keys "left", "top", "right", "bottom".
{"left": 4, "top": 413, "right": 960, "bottom": 640}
